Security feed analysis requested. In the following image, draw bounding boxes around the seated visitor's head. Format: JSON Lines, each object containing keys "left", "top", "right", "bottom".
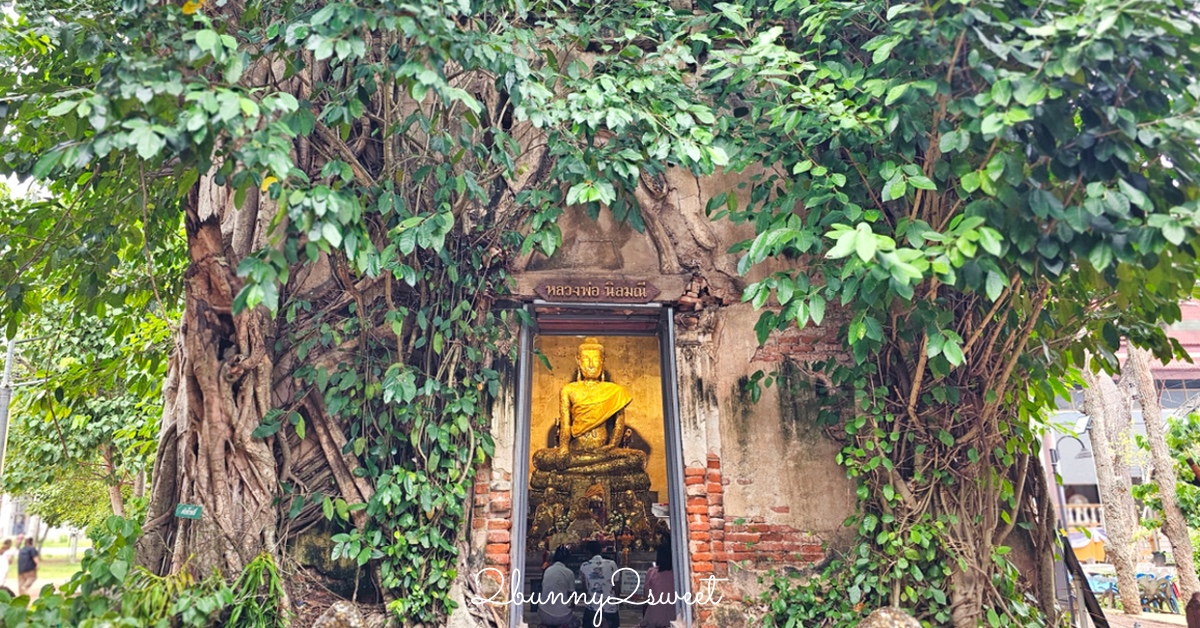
{"left": 553, "top": 545, "right": 570, "bottom": 564}
{"left": 656, "top": 539, "right": 673, "bottom": 572}
{"left": 586, "top": 540, "right": 603, "bottom": 558}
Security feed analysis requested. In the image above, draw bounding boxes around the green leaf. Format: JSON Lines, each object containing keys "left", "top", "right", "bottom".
{"left": 991, "top": 80, "right": 1012, "bottom": 107}
{"left": 826, "top": 229, "right": 858, "bottom": 259}
{"left": 109, "top": 559, "right": 128, "bottom": 582}
{"left": 47, "top": 100, "right": 78, "bottom": 117}
{"left": 985, "top": 270, "right": 1005, "bottom": 301}
{"left": 961, "top": 172, "right": 981, "bottom": 193}
{"left": 980, "top": 113, "right": 1005, "bottom": 136}
{"left": 885, "top": 83, "right": 909, "bottom": 105}
{"left": 1163, "top": 221, "right": 1186, "bottom": 245}
{"left": 195, "top": 29, "right": 219, "bottom": 53}
{"left": 31, "top": 150, "right": 63, "bottom": 178}
{"left": 855, "top": 224, "right": 877, "bottom": 262}
{"left": 882, "top": 176, "right": 907, "bottom": 201}
{"left": 908, "top": 175, "right": 936, "bottom": 191}
{"left": 809, "top": 295, "right": 826, "bottom": 326}
{"left": 322, "top": 222, "right": 343, "bottom": 248}
{"left": 942, "top": 336, "right": 964, "bottom": 366}
{"left": 977, "top": 227, "right": 1003, "bottom": 256}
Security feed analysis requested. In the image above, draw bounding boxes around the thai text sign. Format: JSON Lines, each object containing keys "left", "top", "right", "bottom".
{"left": 535, "top": 279, "right": 659, "bottom": 303}
{"left": 175, "top": 503, "right": 203, "bottom": 520}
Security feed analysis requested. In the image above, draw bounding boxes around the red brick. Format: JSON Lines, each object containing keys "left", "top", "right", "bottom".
{"left": 687, "top": 496, "right": 707, "bottom": 507}
{"left": 490, "top": 498, "right": 512, "bottom": 514}
{"left": 685, "top": 475, "right": 704, "bottom": 486}
{"left": 691, "top": 531, "right": 711, "bottom": 542}
{"left": 706, "top": 471, "right": 721, "bottom": 484}
{"left": 472, "top": 518, "right": 486, "bottom": 529}
{"left": 487, "top": 518, "right": 511, "bottom": 530}
{"left": 687, "top": 504, "right": 708, "bottom": 515}
{"left": 709, "top": 518, "right": 725, "bottom": 530}
{"left": 727, "top": 533, "right": 760, "bottom": 543}
{"left": 708, "top": 506, "right": 724, "bottom": 518}
{"left": 474, "top": 495, "right": 488, "bottom": 507}
{"left": 689, "top": 521, "right": 709, "bottom": 532}
{"left": 705, "top": 482, "right": 723, "bottom": 494}
{"left": 475, "top": 482, "right": 489, "bottom": 495}
{"left": 711, "top": 530, "right": 724, "bottom": 541}
{"left": 707, "top": 494, "right": 723, "bottom": 507}
{"left": 736, "top": 477, "right": 753, "bottom": 485}
{"left": 771, "top": 505, "right": 790, "bottom": 514}
{"left": 684, "top": 467, "right": 706, "bottom": 477}
{"left": 487, "top": 530, "right": 510, "bottom": 544}
{"left": 691, "top": 552, "right": 714, "bottom": 562}
{"left": 686, "top": 483, "right": 706, "bottom": 497}
{"left": 692, "top": 562, "right": 714, "bottom": 573}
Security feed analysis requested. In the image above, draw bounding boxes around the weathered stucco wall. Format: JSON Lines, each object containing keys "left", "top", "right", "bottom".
{"left": 471, "top": 166, "right": 859, "bottom": 627}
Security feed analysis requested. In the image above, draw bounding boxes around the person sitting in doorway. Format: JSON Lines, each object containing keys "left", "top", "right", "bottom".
{"left": 579, "top": 540, "right": 621, "bottom": 628}
{"left": 538, "top": 546, "right": 580, "bottom": 627}
{"left": 639, "top": 539, "right": 676, "bottom": 628}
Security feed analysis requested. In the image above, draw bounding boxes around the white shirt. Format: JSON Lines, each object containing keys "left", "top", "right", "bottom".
{"left": 0, "top": 547, "right": 16, "bottom": 583}
{"left": 539, "top": 561, "right": 575, "bottom": 620}
{"left": 579, "top": 554, "right": 619, "bottom": 613}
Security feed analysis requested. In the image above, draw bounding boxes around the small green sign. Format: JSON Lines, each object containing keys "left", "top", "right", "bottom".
{"left": 175, "top": 503, "right": 203, "bottom": 520}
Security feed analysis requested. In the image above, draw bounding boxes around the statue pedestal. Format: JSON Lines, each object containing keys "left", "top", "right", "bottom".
{"left": 529, "top": 468, "right": 653, "bottom": 548}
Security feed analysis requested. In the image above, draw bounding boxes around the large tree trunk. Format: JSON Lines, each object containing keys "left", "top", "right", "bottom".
{"left": 1127, "top": 347, "right": 1200, "bottom": 600}
{"left": 1080, "top": 364, "right": 1142, "bottom": 615}
{"left": 136, "top": 177, "right": 283, "bottom": 579}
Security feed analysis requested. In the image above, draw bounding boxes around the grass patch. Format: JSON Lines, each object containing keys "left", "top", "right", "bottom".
{"left": 2, "top": 557, "right": 84, "bottom": 588}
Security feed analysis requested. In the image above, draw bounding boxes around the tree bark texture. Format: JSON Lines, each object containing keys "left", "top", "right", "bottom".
{"left": 1080, "top": 365, "right": 1142, "bottom": 615}
{"left": 1126, "top": 346, "right": 1200, "bottom": 601}
{"left": 136, "top": 176, "right": 283, "bottom": 579}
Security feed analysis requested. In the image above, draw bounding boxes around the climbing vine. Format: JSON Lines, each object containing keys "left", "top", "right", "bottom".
{"left": 707, "top": 0, "right": 1200, "bottom": 626}
{"left": 1, "top": 0, "right": 719, "bottom": 623}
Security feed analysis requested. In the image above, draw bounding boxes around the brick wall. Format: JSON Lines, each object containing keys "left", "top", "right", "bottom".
{"left": 751, "top": 315, "right": 846, "bottom": 364}
{"left": 687, "top": 453, "right": 829, "bottom": 627}
{"left": 471, "top": 463, "right": 514, "bottom": 597}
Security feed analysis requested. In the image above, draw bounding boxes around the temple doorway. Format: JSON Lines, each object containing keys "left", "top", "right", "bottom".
{"left": 510, "top": 305, "right": 690, "bottom": 628}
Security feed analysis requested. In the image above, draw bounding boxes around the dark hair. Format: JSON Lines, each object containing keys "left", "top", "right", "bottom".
{"left": 585, "top": 540, "right": 603, "bottom": 557}
{"left": 655, "top": 540, "right": 673, "bottom": 572}
{"left": 553, "top": 545, "right": 570, "bottom": 564}
{"left": 24, "top": 538, "right": 33, "bottom": 547}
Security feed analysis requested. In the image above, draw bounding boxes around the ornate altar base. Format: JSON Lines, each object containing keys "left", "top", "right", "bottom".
{"left": 527, "top": 468, "right": 656, "bottom": 552}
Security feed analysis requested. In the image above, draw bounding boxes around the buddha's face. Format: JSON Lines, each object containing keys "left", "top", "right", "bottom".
{"left": 578, "top": 346, "right": 603, "bottom": 379}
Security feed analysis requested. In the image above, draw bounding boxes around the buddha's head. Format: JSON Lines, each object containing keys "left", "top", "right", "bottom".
{"left": 577, "top": 337, "right": 605, "bottom": 380}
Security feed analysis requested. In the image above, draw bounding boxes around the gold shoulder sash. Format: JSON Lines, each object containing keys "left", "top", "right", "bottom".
{"left": 568, "top": 382, "right": 633, "bottom": 437}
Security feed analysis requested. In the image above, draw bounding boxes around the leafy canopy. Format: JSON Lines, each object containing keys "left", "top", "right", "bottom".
{"left": 704, "top": 0, "right": 1200, "bottom": 623}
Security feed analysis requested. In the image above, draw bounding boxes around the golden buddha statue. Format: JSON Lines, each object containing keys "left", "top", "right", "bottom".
{"left": 532, "top": 337, "right": 648, "bottom": 475}
{"left": 529, "top": 337, "right": 654, "bottom": 547}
